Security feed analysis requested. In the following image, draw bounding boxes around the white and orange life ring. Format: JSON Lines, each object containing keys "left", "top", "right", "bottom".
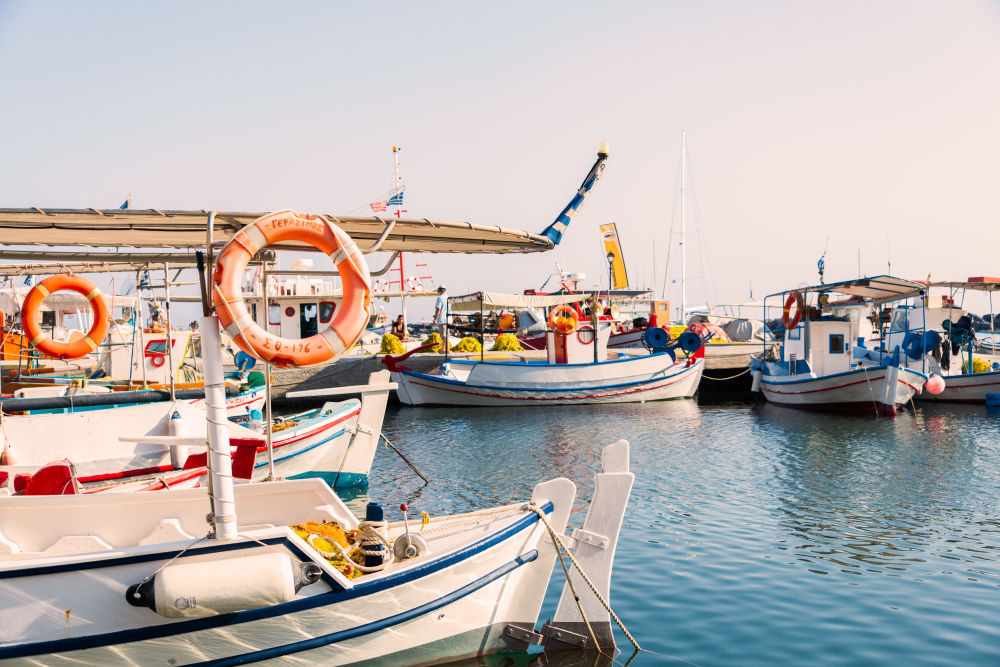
{"left": 212, "top": 210, "right": 372, "bottom": 367}
{"left": 20, "top": 274, "right": 111, "bottom": 360}
{"left": 548, "top": 305, "right": 578, "bottom": 335}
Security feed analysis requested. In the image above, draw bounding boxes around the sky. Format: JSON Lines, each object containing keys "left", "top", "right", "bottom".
{"left": 2, "top": 1, "right": 999, "bottom": 320}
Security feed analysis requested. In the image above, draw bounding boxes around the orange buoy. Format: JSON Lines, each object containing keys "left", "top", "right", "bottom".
{"left": 212, "top": 210, "right": 371, "bottom": 367}
{"left": 782, "top": 291, "right": 805, "bottom": 330}
{"left": 548, "top": 305, "right": 579, "bottom": 335}
{"left": 20, "top": 275, "right": 111, "bottom": 360}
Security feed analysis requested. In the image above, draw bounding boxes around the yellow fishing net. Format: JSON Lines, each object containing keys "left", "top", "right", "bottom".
{"left": 491, "top": 333, "right": 523, "bottom": 352}
{"left": 450, "top": 337, "right": 482, "bottom": 353}
{"left": 380, "top": 333, "right": 406, "bottom": 354}
{"left": 291, "top": 520, "right": 365, "bottom": 579}
{"left": 962, "top": 357, "right": 993, "bottom": 374}
{"left": 422, "top": 332, "right": 445, "bottom": 352}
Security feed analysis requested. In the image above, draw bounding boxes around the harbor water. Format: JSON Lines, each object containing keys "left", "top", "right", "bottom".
{"left": 339, "top": 401, "right": 1000, "bottom": 666}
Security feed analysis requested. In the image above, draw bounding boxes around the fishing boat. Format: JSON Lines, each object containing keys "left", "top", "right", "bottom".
{"left": 387, "top": 290, "right": 705, "bottom": 406}
{"left": 750, "top": 276, "right": 933, "bottom": 416}
{"left": 882, "top": 278, "right": 1000, "bottom": 402}
{"left": 0, "top": 194, "right": 636, "bottom": 664}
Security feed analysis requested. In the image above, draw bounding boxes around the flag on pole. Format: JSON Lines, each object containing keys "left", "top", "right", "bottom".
{"left": 23, "top": 275, "right": 32, "bottom": 287}
{"left": 369, "top": 199, "right": 388, "bottom": 213}
{"left": 386, "top": 188, "right": 405, "bottom": 207}
{"left": 138, "top": 269, "right": 151, "bottom": 290}
{"left": 120, "top": 198, "right": 130, "bottom": 210}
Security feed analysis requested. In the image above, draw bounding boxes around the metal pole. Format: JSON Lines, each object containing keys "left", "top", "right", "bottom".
{"left": 162, "top": 262, "right": 176, "bottom": 401}
{"left": 201, "top": 313, "right": 238, "bottom": 540}
{"left": 261, "top": 262, "right": 275, "bottom": 480}
{"left": 680, "top": 129, "right": 687, "bottom": 324}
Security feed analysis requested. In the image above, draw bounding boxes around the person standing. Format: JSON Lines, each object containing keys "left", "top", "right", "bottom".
{"left": 433, "top": 285, "right": 448, "bottom": 340}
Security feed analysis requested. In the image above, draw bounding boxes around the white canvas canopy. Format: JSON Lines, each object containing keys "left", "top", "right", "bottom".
{"left": 0, "top": 208, "right": 554, "bottom": 254}
{"left": 449, "top": 291, "right": 593, "bottom": 312}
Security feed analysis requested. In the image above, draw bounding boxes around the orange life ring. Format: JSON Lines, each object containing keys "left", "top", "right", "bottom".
{"left": 20, "top": 274, "right": 111, "bottom": 360}
{"left": 212, "top": 209, "right": 371, "bottom": 367}
{"left": 782, "top": 291, "right": 805, "bottom": 330}
{"left": 150, "top": 353, "right": 166, "bottom": 368}
{"left": 548, "top": 305, "right": 578, "bottom": 335}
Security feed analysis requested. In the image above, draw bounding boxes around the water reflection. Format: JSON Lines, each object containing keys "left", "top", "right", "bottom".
{"left": 756, "top": 403, "right": 1000, "bottom": 581}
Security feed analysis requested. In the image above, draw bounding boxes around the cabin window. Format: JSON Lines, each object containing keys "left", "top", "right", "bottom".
{"left": 889, "top": 309, "right": 909, "bottom": 332}
{"left": 787, "top": 327, "right": 801, "bottom": 340}
{"left": 319, "top": 302, "right": 336, "bottom": 323}
{"left": 829, "top": 334, "right": 845, "bottom": 354}
{"left": 145, "top": 339, "right": 174, "bottom": 354}
{"left": 300, "top": 303, "right": 319, "bottom": 338}
{"left": 268, "top": 304, "right": 280, "bottom": 325}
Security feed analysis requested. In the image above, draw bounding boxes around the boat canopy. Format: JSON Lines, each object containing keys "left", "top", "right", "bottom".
{"left": 0, "top": 208, "right": 554, "bottom": 254}
{"left": 766, "top": 275, "right": 925, "bottom": 305}
{"left": 449, "top": 291, "right": 594, "bottom": 312}
{"left": 929, "top": 280, "right": 1000, "bottom": 292}
{"left": 0, "top": 250, "right": 229, "bottom": 276}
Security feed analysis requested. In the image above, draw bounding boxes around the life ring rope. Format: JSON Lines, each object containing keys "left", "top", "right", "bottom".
{"left": 212, "top": 210, "right": 371, "bottom": 367}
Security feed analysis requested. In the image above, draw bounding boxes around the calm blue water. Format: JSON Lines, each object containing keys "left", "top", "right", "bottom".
{"left": 340, "top": 401, "right": 1000, "bottom": 666}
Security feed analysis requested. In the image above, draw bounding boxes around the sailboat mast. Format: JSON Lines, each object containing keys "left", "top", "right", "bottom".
{"left": 680, "top": 130, "right": 687, "bottom": 323}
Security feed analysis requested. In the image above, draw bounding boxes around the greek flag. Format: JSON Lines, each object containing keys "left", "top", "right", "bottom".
{"left": 120, "top": 198, "right": 130, "bottom": 210}
{"left": 23, "top": 274, "right": 32, "bottom": 286}
{"left": 138, "top": 269, "right": 151, "bottom": 289}
{"left": 386, "top": 189, "right": 405, "bottom": 207}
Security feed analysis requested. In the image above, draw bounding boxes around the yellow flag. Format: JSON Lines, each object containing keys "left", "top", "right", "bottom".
{"left": 600, "top": 223, "right": 629, "bottom": 290}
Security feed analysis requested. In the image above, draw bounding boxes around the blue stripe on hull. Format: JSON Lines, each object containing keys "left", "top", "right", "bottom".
{"left": 289, "top": 470, "right": 368, "bottom": 488}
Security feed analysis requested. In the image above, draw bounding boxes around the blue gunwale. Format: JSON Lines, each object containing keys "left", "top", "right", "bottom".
{"left": 760, "top": 365, "right": 928, "bottom": 386}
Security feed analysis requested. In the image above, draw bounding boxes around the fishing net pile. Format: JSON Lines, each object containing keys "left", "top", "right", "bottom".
{"left": 291, "top": 520, "right": 364, "bottom": 579}
{"left": 421, "top": 332, "right": 445, "bottom": 352}
{"left": 450, "top": 337, "right": 482, "bottom": 353}
{"left": 491, "top": 333, "right": 523, "bottom": 351}
{"left": 379, "top": 333, "right": 406, "bottom": 355}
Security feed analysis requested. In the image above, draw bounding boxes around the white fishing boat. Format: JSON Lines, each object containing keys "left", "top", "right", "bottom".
{"left": 0, "top": 371, "right": 393, "bottom": 493}
{"left": 0, "top": 192, "right": 636, "bottom": 664}
{"left": 750, "top": 276, "right": 933, "bottom": 416}
{"left": 388, "top": 291, "right": 705, "bottom": 406}
{"left": 883, "top": 278, "right": 1000, "bottom": 403}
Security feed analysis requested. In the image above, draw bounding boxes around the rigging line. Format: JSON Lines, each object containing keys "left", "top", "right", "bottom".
{"left": 660, "top": 150, "right": 684, "bottom": 301}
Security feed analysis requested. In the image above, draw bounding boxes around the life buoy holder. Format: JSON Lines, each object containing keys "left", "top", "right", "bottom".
{"left": 548, "top": 305, "right": 578, "bottom": 335}
{"left": 20, "top": 274, "right": 111, "bottom": 360}
{"left": 150, "top": 354, "right": 166, "bottom": 368}
{"left": 212, "top": 210, "right": 371, "bottom": 367}
{"left": 782, "top": 291, "right": 805, "bottom": 330}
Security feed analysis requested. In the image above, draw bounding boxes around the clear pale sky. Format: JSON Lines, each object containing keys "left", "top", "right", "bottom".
{"left": 2, "top": 1, "right": 999, "bottom": 319}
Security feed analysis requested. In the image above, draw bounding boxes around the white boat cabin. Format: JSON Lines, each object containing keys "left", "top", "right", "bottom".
{"left": 780, "top": 303, "right": 873, "bottom": 376}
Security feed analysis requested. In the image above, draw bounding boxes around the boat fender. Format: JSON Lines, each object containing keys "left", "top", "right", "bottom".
{"left": 677, "top": 331, "right": 702, "bottom": 354}
{"left": 750, "top": 369, "right": 762, "bottom": 393}
{"left": 167, "top": 410, "right": 194, "bottom": 469}
{"left": 924, "top": 374, "right": 946, "bottom": 395}
{"left": 125, "top": 552, "right": 321, "bottom": 618}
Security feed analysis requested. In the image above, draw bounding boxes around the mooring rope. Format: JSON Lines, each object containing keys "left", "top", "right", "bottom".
{"left": 700, "top": 368, "right": 750, "bottom": 381}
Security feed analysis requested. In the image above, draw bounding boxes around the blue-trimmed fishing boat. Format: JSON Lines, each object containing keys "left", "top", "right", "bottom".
{"left": 750, "top": 276, "right": 932, "bottom": 416}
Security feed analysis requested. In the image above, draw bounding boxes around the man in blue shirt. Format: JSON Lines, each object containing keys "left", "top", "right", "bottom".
{"left": 433, "top": 285, "right": 447, "bottom": 339}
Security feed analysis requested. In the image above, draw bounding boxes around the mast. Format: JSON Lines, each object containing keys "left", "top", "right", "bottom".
{"left": 680, "top": 130, "right": 687, "bottom": 323}
{"left": 392, "top": 146, "right": 407, "bottom": 330}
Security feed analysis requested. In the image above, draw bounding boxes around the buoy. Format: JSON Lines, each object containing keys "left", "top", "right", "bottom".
{"left": 126, "top": 552, "right": 321, "bottom": 618}
{"left": 924, "top": 374, "right": 946, "bottom": 395}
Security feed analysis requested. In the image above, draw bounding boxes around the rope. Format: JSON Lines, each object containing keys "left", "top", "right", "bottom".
{"left": 527, "top": 503, "right": 641, "bottom": 652}
{"left": 303, "top": 519, "right": 394, "bottom": 573}
{"left": 699, "top": 368, "right": 750, "bottom": 381}
{"left": 860, "top": 364, "right": 879, "bottom": 417}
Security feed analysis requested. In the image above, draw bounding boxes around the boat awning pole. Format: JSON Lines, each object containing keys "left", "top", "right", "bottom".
{"left": 163, "top": 262, "right": 176, "bottom": 400}
{"left": 262, "top": 262, "right": 275, "bottom": 480}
